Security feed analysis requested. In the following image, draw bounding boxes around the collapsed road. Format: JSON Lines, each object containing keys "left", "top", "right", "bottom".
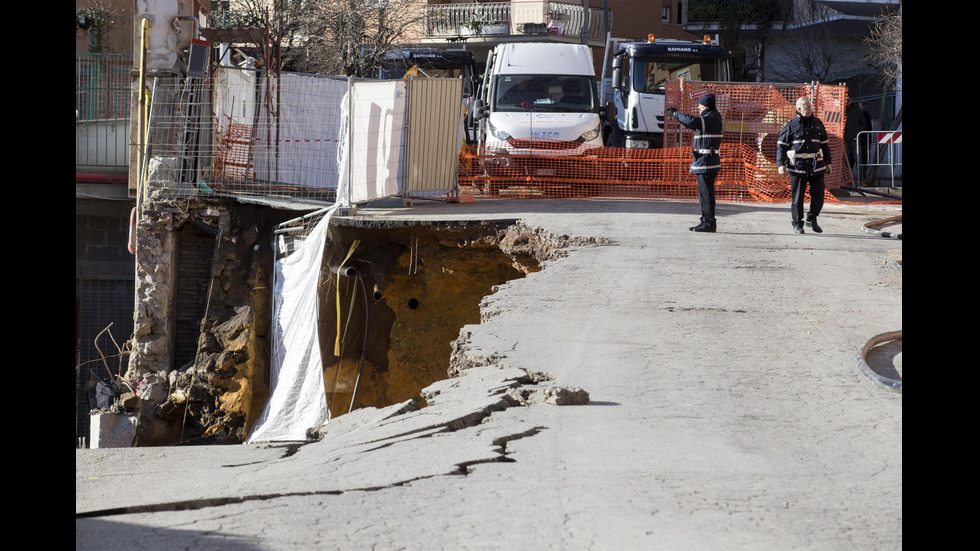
{"left": 77, "top": 198, "right": 902, "bottom": 550}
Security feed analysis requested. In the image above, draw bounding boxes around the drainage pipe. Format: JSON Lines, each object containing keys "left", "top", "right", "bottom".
{"left": 328, "top": 264, "right": 359, "bottom": 279}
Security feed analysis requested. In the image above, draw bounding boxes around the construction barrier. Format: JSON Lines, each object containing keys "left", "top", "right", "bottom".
{"left": 149, "top": 72, "right": 462, "bottom": 206}
{"left": 459, "top": 81, "right": 859, "bottom": 204}
{"left": 145, "top": 72, "right": 895, "bottom": 206}
{"left": 856, "top": 130, "right": 902, "bottom": 187}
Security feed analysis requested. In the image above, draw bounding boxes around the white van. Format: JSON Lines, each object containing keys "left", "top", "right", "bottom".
{"left": 473, "top": 43, "right": 615, "bottom": 163}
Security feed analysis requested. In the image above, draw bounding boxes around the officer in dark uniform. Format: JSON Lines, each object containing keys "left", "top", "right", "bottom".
{"left": 776, "top": 96, "right": 832, "bottom": 234}
{"left": 668, "top": 93, "right": 723, "bottom": 232}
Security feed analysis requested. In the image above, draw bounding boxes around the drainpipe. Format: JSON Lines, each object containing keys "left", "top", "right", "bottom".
{"left": 176, "top": 16, "right": 199, "bottom": 40}
{"left": 137, "top": 16, "right": 150, "bottom": 212}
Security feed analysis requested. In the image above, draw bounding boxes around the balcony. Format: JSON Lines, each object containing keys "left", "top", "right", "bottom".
{"left": 423, "top": 1, "right": 611, "bottom": 43}
{"left": 76, "top": 11, "right": 133, "bottom": 169}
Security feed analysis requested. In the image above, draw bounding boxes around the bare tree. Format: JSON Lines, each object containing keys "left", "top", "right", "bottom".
{"left": 864, "top": 2, "right": 901, "bottom": 126}
{"left": 215, "top": 0, "right": 334, "bottom": 74}
{"left": 218, "top": 0, "right": 424, "bottom": 76}
{"left": 324, "top": 0, "right": 426, "bottom": 77}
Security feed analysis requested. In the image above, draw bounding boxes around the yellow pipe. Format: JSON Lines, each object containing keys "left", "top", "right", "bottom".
{"left": 137, "top": 17, "right": 150, "bottom": 207}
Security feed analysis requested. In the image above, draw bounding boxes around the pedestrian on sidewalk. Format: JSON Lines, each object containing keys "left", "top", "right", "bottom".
{"left": 668, "top": 93, "right": 723, "bottom": 232}
{"left": 776, "top": 96, "right": 832, "bottom": 234}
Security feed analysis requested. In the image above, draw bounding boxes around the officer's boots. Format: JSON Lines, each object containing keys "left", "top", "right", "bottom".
{"left": 805, "top": 213, "right": 823, "bottom": 233}
{"left": 689, "top": 218, "right": 717, "bottom": 233}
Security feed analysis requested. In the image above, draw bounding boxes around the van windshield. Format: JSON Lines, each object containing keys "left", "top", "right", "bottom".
{"left": 493, "top": 75, "right": 595, "bottom": 112}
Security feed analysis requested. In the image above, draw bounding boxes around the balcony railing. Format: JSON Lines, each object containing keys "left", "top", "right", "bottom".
{"left": 423, "top": 1, "right": 611, "bottom": 42}
{"left": 76, "top": 12, "right": 133, "bottom": 168}
{"left": 76, "top": 52, "right": 132, "bottom": 168}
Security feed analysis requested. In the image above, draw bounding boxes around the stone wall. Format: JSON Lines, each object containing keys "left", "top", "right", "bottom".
{"left": 127, "top": 199, "right": 275, "bottom": 446}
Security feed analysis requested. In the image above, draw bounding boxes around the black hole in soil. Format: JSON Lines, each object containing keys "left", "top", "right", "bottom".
{"left": 408, "top": 298, "right": 420, "bottom": 309}
{"left": 373, "top": 291, "right": 383, "bottom": 301}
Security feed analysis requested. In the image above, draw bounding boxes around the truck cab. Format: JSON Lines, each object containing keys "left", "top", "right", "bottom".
{"left": 603, "top": 36, "right": 731, "bottom": 149}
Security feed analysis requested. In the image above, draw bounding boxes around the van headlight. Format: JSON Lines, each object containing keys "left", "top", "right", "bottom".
{"left": 488, "top": 121, "right": 513, "bottom": 141}
{"left": 576, "top": 123, "right": 601, "bottom": 143}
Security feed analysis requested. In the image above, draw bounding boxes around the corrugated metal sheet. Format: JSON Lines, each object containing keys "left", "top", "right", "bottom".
{"left": 404, "top": 78, "right": 464, "bottom": 193}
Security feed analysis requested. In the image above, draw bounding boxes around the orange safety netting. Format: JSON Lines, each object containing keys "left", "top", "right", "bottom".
{"left": 458, "top": 82, "right": 868, "bottom": 204}
{"left": 212, "top": 121, "right": 256, "bottom": 182}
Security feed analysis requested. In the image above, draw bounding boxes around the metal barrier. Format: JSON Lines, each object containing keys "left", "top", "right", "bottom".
{"left": 856, "top": 130, "right": 902, "bottom": 188}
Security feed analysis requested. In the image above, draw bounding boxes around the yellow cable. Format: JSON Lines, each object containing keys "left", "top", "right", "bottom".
{"left": 334, "top": 239, "right": 360, "bottom": 356}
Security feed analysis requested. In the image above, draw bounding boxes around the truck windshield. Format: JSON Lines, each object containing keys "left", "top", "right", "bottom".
{"left": 631, "top": 57, "right": 730, "bottom": 94}
{"left": 493, "top": 75, "right": 596, "bottom": 112}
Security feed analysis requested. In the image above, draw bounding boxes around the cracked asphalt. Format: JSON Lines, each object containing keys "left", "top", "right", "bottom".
{"left": 76, "top": 198, "right": 902, "bottom": 550}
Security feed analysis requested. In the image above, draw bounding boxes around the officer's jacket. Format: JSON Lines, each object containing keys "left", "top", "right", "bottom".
{"left": 674, "top": 109, "right": 723, "bottom": 174}
{"left": 776, "top": 113, "right": 832, "bottom": 176}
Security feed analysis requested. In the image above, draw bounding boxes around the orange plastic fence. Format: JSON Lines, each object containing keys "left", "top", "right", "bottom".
{"left": 213, "top": 122, "right": 256, "bottom": 182}
{"left": 458, "top": 82, "right": 857, "bottom": 204}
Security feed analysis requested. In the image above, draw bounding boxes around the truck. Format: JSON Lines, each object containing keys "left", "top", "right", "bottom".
{"left": 377, "top": 48, "right": 478, "bottom": 93}
{"left": 472, "top": 42, "right": 616, "bottom": 165}
{"left": 376, "top": 48, "right": 481, "bottom": 142}
{"left": 601, "top": 35, "right": 732, "bottom": 149}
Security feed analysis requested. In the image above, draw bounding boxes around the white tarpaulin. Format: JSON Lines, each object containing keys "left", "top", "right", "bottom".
{"left": 344, "top": 80, "right": 406, "bottom": 204}
{"left": 245, "top": 210, "right": 333, "bottom": 443}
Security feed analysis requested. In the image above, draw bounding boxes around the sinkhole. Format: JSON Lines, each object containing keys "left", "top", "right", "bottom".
{"left": 318, "top": 218, "right": 562, "bottom": 420}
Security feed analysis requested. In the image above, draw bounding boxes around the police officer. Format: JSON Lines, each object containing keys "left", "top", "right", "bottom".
{"left": 777, "top": 97, "right": 832, "bottom": 234}
{"left": 668, "top": 93, "right": 723, "bottom": 232}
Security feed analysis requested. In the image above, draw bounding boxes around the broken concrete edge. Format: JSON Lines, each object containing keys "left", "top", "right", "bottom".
{"left": 304, "top": 362, "right": 588, "bottom": 442}
{"left": 281, "top": 324, "right": 590, "bottom": 456}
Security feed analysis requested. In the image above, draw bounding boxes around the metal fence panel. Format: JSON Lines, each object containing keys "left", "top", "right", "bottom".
{"left": 344, "top": 80, "right": 407, "bottom": 205}
{"left": 405, "top": 78, "right": 464, "bottom": 194}
{"left": 856, "top": 130, "right": 902, "bottom": 187}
